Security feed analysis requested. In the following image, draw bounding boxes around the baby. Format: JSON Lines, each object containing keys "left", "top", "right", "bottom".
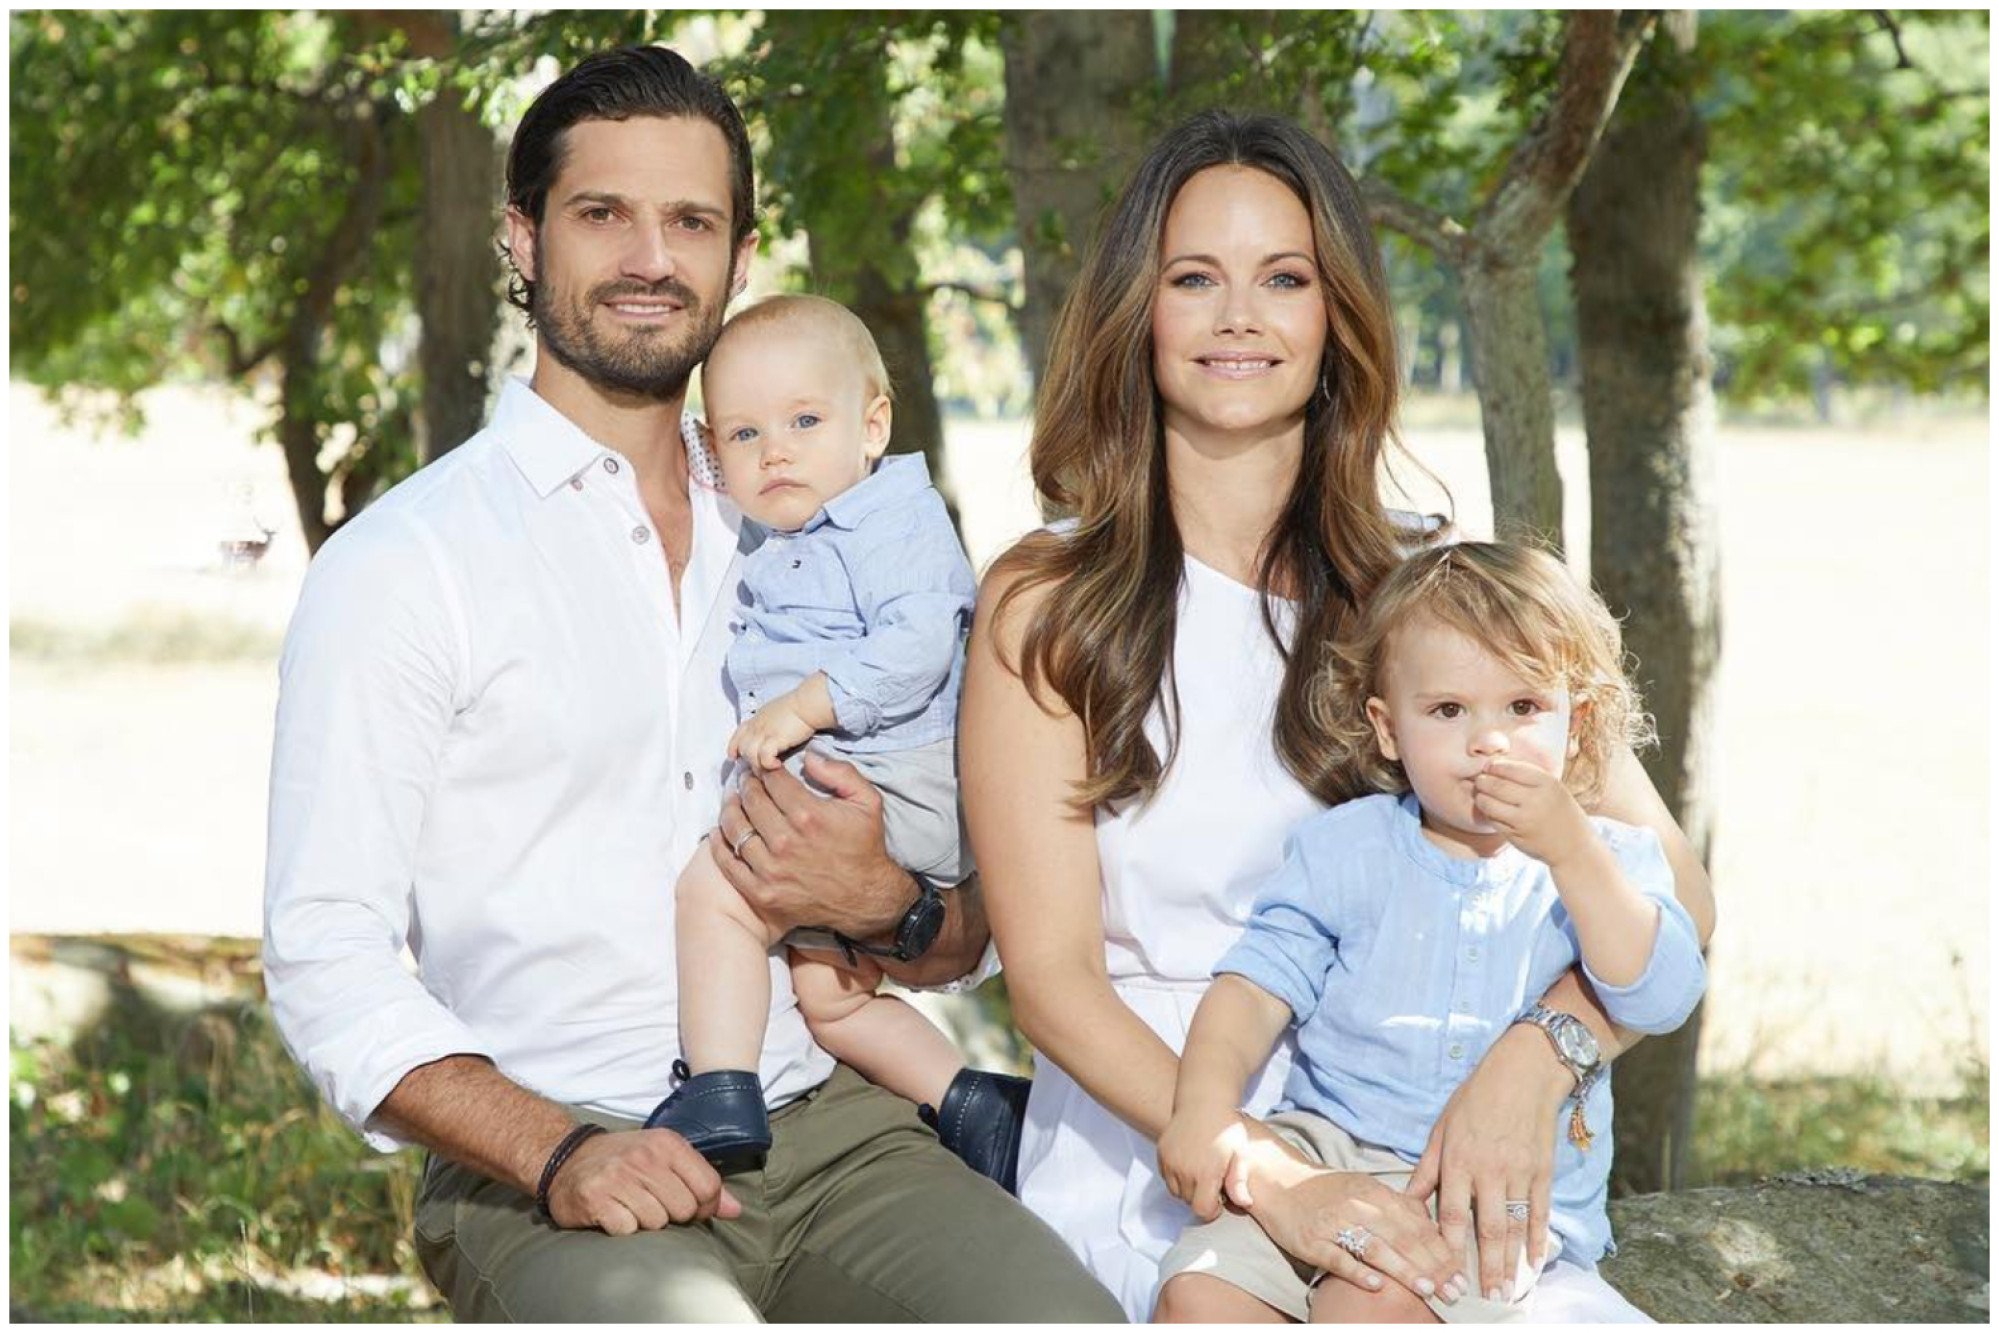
{"left": 1154, "top": 542, "right": 1707, "bottom": 1323}
{"left": 643, "top": 295, "right": 1027, "bottom": 1189}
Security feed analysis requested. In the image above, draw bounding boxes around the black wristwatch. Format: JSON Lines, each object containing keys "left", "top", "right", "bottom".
{"left": 788, "top": 878, "right": 945, "bottom": 965}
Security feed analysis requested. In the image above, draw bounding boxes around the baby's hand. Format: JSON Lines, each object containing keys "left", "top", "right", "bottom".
{"left": 1158, "top": 1106, "right": 1252, "bottom": 1222}
{"left": 729, "top": 696, "right": 818, "bottom": 771}
{"left": 1472, "top": 757, "right": 1593, "bottom": 869}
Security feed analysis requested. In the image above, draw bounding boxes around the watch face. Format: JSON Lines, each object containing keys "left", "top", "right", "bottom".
{"left": 898, "top": 891, "right": 946, "bottom": 960}
{"left": 1556, "top": 1023, "right": 1599, "bottom": 1069}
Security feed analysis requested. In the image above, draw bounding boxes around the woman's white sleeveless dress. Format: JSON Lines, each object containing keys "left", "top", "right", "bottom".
{"left": 1012, "top": 553, "right": 1649, "bottom": 1324}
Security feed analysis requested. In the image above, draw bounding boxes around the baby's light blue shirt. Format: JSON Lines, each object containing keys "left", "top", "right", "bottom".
{"left": 1215, "top": 791, "right": 1707, "bottom": 1265}
{"left": 727, "top": 454, "right": 976, "bottom": 752}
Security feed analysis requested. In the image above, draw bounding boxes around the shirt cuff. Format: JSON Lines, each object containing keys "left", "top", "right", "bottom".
{"left": 1579, "top": 902, "right": 1707, "bottom": 1035}
{"left": 908, "top": 937, "right": 1001, "bottom": 994}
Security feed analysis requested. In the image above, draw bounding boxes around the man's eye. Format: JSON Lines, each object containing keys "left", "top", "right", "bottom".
{"left": 582, "top": 207, "right": 615, "bottom": 224}
{"left": 794, "top": 413, "right": 820, "bottom": 430}
{"left": 678, "top": 215, "right": 712, "bottom": 232}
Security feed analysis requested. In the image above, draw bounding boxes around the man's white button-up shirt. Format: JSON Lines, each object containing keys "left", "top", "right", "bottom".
{"left": 264, "top": 377, "right": 833, "bottom": 1150}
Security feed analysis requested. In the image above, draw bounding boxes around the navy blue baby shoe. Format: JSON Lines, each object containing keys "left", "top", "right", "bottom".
{"left": 644, "top": 1060, "right": 771, "bottom": 1169}
{"left": 919, "top": 1068, "right": 1032, "bottom": 1195}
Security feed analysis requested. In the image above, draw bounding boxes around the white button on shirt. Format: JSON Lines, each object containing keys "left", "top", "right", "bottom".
{"left": 263, "top": 378, "right": 834, "bottom": 1150}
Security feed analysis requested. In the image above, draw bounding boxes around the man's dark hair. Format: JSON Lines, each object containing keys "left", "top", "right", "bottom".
{"left": 502, "top": 45, "right": 757, "bottom": 318}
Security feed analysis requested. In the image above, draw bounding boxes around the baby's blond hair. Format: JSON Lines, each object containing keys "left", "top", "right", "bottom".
{"left": 707, "top": 293, "right": 893, "bottom": 403}
{"left": 1311, "top": 541, "right": 1655, "bottom": 807}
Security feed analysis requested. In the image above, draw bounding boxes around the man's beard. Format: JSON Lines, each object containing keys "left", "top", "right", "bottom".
{"left": 531, "top": 263, "right": 729, "bottom": 403}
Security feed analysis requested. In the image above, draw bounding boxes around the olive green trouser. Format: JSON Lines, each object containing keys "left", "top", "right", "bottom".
{"left": 414, "top": 1064, "right": 1125, "bottom": 1322}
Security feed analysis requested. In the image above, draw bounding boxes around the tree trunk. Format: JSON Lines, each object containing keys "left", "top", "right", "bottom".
{"left": 999, "top": 11, "right": 1156, "bottom": 388}
{"left": 280, "top": 101, "right": 393, "bottom": 554}
{"left": 413, "top": 13, "right": 501, "bottom": 462}
{"left": 1459, "top": 258, "right": 1565, "bottom": 549}
{"left": 1568, "top": 12, "right": 1720, "bottom": 1195}
{"left": 764, "top": 15, "right": 949, "bottom": 488}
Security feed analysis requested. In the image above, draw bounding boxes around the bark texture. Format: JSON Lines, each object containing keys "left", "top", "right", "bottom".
{"left": 411, "top": 15, "right": 501, "bottom": 463}
{"left": 1568, "top": 12, "right": 1721, "bottom": 1195}
{"left": 1000, "top": 11, "right": 1157, "bottom": 388}
{"left": 1364, "top": 12, "right": 1651, "bottom": 549}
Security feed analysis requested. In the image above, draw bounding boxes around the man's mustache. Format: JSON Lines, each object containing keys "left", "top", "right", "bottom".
{"left": 589, "top": 279, "right": 701, "bottom": 311}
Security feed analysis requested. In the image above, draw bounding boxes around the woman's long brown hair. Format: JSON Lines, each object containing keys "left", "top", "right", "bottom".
{"left": 995, "top": 110, "right": 1431, "bottom": 810}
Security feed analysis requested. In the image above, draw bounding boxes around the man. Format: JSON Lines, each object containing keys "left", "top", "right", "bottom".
{"left": 264, "top": 45, "right": 1122, "bottom": 1322}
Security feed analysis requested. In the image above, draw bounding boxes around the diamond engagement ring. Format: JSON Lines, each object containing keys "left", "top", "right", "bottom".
{"left": 1504, "top": 1201, "right": 1530, "bottom": 1222}
{"left": 731, "top": 826, "right": 761, "bottom": 857}
{"left": 1334, "top": 1225, "right": 1372, "bottom": 1260}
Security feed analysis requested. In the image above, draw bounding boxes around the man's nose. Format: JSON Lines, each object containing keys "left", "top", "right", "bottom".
{"left": 620, "top": 223, "right": 678, "bottom": 283}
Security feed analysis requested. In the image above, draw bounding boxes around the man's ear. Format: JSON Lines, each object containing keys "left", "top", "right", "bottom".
{"left": 729, "top": 231, "right": 759, "bottom": 301}
{"left": 861, "top": 394, "right": 893, "bottom": 460}
{"left": 1365, "top": 696, "right": 1399, "bottom": 762}
{"left": 504, "top": 206, "right": 539, "bottom": 285}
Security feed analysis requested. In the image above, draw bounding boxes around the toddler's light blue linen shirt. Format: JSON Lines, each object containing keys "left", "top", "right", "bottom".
{"left": 1215, "top": 791, "right": 1706, "bottom": 1264}
{"left": 727, "top": 454, "right": 976, "bottom": 753}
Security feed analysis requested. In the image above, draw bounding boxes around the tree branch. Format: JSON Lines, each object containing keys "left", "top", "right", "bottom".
{"left": 1476, "top": 10, "right": 1654, "bottom": 259}
{"left": 213, "top": 321, "right": 277, "bottom": 377}
{"left": 1360, "top": 176, "right": 1470, "bottom": 262}
{"left": 1873, "top": 10, "right": 1915, "bottom": 69}
{"left": 922, "top": 279, "right": 1018, "bottom": 311}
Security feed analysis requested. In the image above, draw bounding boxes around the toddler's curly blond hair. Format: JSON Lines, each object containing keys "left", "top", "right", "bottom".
{"left": 1311, "top": 541, "right": 1655, "bottom": 807}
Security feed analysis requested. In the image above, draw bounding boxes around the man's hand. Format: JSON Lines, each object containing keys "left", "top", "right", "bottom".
{"left": 728, "top": 696, "right": 818, "bottom": 772}
{"left": 544, "top": 1128, "right": 743, "bottom": 1234}
{"left": 1158, "top": 1105, "right": 1252, "bottom": 1221}
{"left": 1472, "top": 758, "right": 1594, "bottom": 870}
{"left": 710, "top": 750, "right": 909, "bottom": 939}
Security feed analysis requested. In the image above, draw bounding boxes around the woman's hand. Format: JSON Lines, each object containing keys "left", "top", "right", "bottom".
{"left": 1158, "top": 1106, "right": 1251, "bottom": 1222}
{"left": 1249, "top": 1162, "right": 1466, "bottom": 1304}
{"left": 1402, "top": 1023, "right": 1569, "bottom": 1302}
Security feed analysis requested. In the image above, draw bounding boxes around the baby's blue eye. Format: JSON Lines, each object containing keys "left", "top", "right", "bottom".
{"left": 729, "top": 427, "right": 757, "bottom": 445}
{"left": 794, "top": 413, "right": 820, "bottom": 430}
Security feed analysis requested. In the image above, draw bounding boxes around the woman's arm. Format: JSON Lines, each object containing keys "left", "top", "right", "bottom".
{"left": 959, "top": 557, "right": 1180, "bottom": 1141}
{"left": 1403, "top": 742, "right": 1717, "bottom": 1302}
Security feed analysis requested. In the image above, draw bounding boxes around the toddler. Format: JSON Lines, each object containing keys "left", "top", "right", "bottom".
{"left": 644, "top": 295, "right": 1026, "bottom": 1188}
{"left": 1154, "top": 542, "right": 1706, "bottom": 1323}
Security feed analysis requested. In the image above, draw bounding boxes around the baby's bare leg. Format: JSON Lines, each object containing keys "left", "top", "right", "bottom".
{"left": 790, "top": 951, "right": 962, "bottom": 1107}
{"left": 675, "top": 842, "right": 786, "bottom": 1073}
{"left": 1308, "top": 1273, "right": 1439, "bottom": 1325}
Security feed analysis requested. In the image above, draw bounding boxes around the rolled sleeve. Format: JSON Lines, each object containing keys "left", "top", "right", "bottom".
{"left": 1214, "top": 834, "right": 1340, "bottom": 1025}
{"left": 1579, "top": 824, "right": 1708, "bottom": 1034}
{"left": 262, "top": 516, "right": 497, "bottom": 1152}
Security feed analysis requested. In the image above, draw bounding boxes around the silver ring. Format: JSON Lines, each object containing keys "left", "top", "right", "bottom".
{"left": 1335, "top": 1225, "right": 1371, "bottom": 1261}
{"left": 1505, "top": 1200, "right": 1530, "bottom": 1223}
{"left": 730, "top": 826, "right": 761, "bottom": 857}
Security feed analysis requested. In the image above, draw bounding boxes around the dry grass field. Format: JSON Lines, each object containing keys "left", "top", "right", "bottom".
{"left": 9, "top": 379, "right": 1990, "bottom": 1091}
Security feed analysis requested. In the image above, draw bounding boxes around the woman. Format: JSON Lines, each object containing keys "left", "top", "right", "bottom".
{"left": 959, "top": 110, "right": 1715, "bottom": 1322}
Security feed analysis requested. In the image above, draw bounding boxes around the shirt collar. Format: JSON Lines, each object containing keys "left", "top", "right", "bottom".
{"left": 1392, "top": 790, "right": 1526, "bottom": 885}
{"left": 809, "top": 453, "right": 932, "bottom": 533}
{"left": 494, "top": 376, "right": 709, "bottom": 500}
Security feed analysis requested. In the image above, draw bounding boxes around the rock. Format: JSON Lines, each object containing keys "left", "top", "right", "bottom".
{"left": 1602, "top": 1174, "right": 1988, "bottom": 1323}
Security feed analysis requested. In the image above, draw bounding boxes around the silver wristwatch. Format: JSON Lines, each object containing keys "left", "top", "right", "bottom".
{"left": 1517, "top": 1003, "right": 1603, "bottom": 1149}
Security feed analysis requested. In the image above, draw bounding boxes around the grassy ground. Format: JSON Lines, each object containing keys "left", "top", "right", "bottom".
{"left": 9, "top": 942, "right": 1987, "bottom": 1322}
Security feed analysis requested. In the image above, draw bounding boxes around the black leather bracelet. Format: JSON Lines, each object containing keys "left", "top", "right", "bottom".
{"left": 534, "top": 1123, "right": 607, "bottom": 1221}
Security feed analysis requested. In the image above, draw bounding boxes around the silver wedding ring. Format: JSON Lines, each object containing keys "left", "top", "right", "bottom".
{"left": 1504, "top": 1200, "right": 1530, "bottom": 1223}
{"left": 730, "top": 826, "right": 761, "bottom": 857}
{"left": 1335, "top": 1224, "right": 1372, "bottom": 1260}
